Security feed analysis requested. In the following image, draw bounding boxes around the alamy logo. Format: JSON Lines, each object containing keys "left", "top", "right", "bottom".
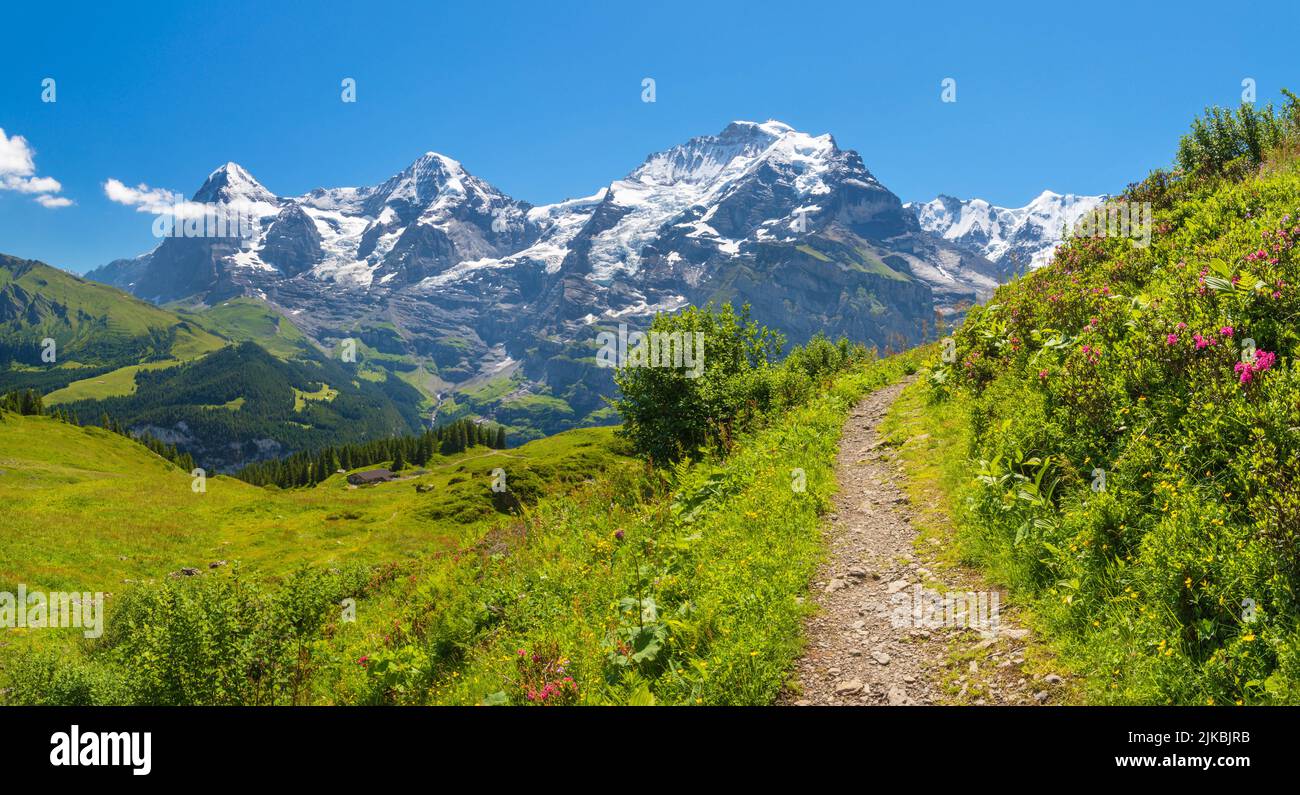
{"left": 0, "top": 586, "right": 102, "bottom": 638}
{"left": 151, "top": 201, "right": 259, "bottom": 240}
{"left": 595, "top": 323, "right": 705, "bottom": 378}
{"left": 50, "top": 725, "right": 151, "bottom": 776}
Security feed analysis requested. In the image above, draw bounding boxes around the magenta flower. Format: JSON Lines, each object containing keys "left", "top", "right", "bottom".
{"left": 1234, "top": 350, "right": 1277, "bottom": 384}
{"left": 1166, "top": 334, "right": 1179, "bottom": 345}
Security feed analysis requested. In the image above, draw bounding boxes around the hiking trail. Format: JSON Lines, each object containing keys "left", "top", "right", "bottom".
{"left": 782, "top": 377, "right": 1058, "bottom": 706}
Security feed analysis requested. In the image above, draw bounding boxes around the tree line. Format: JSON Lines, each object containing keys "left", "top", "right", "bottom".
{"left": 233, "top": 417, "right": 507, "bottom": 489}
{"left": 0, "top": 388, "right": 196, "bottom": 473}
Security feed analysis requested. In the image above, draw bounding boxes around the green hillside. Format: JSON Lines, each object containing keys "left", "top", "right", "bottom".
{"left": 0, "top": 254, "right": 225, "bottom": 393}
{"left": 174, "top": 297, "right": 314, "bottom": 360}
{"left": 0, "top": 261, "right": 436, "bottom": 470}
{"left": 909, "top": 94, "right": 1300, "bottom": 705}
{"left": 1, "top": 316, "right": 920, "bottom": 706}
{"left": 0, "top": 411, "right": 629, "bottom": 595}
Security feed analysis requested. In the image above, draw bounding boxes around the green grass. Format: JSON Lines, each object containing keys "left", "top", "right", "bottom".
{"left": 0, "top": 349, "right": 924, "bottom": 705}
{"left": 878, "top": 367, "right": 973, "bottom": 571}
{"left": 0, "top": 414, "right": 628, "bottom": 596}
{"left": 795, "top": 244, "right": 832, "bottom": 262}
{"left": 44, "top": 360, "right": 182, "bottom": 403}
{"left": 292, "top": 383, "right": 338, "bottom": 411}
{"left": 0, "top": 256, "right": 226, "bottom": 394}
{"left": 177, "top": 297, "right": 310, "bottom": 360}
{"left": 851, "top": 247, "right": 911, "bottom": 281}
{"left": 1, "top": 257, "right": 203, "bottom": 340}
{"left": 458, "top": 373, "right": 519, "bottom": 403}
{"left": 879, "top": 370, "right": 1077, "bottom": 702}
{"left": 931, "top": 112, "right": 1300, "bottom": 705}
{"left": 197, "top": 397, "right": 245, "bottom": 411}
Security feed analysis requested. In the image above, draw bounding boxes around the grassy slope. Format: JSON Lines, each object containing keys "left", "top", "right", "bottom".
{"left": 46, "top": 297, "right": 321, "bottom": 404}
{"left": 1, "top": 348, "right": 924, "bottom": 705}
{"left": 933, "top": 150, "right": 1300, "bottom": 704}
{"left": 174, "top": 298, "right": 312, "bottom": 360}
{"left": 0, "top": 258, "right": 234, "bottom": 402}
{"left": 280, "top": 351, "right": 915, "bottom": 705}
{"left": 0, "top": 258, "right": 226, "bottom": 400}
{"left": 0, "top": 258, "right": 223, "bottom": 357}
{"left": 44, "top": 360, "right": 182, "bottom": 403}
{"left": 1, "top": 257, "right": 194, "bottom": 340}
{"left": 0, "top": 413, "right": 627, "bottom": 595}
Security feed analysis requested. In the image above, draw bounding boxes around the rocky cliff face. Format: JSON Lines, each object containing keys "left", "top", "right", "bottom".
{"left": 88, "top": 120, "right": 1012, "bottom": 428}
{"left": 906, "top": 190, "right": 1107, "bottom": 277}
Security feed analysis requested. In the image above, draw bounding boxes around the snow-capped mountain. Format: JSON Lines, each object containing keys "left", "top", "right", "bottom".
{"left": 88, "top": 120, "right": 1058, "bottom": 431}
{"left": 97, "top": 154, "right": 541, "bottom": 302}
{"left": 91, "top": 120, "right": 995, "bottom": 341}
{"left": 476, "top": 120, "right": 871, "bottom": 283}
{"left": 906, "top": 191, "right": 1107, "bottom": 274}
{"left": 439, "top": 120, "right": 999, "bottom": 328}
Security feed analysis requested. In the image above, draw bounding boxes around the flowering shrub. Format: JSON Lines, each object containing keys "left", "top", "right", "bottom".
{"left": 514, "top": 645, "right": 579, "bottom": 705}
{"left": 934, "top": 103, "right": 1300, "bottom": 704}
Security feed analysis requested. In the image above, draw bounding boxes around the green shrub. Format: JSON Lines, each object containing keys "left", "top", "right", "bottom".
{"left": 938, "top": 94, "right": 1300, "bottom": 704}
{"left": 613, "top": 303, "right": 870, "bottom": 464}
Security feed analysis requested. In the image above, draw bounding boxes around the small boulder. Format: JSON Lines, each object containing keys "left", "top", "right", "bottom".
{"left": 834, "top": 679, "right": 864, "bottom": 695}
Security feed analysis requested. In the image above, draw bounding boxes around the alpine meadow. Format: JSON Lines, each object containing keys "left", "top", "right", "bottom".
{"left": 1, "top": 0, "right": 1297, "bottom": 780}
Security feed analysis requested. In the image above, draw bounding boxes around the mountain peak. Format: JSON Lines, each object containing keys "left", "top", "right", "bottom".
{"left": 722, "top": 119, "right": 795, "bottom": 138}
{"left": 405, "top": 151, "right": 464, "bottom": 174}
{"left": 370, "top": 151, "right": 472, "bottom": 205}
{"left": 193, "top": 162, "right": 277, "bottom": 205}
{"left": 909, "top": 190, "right": 1107, "bottom": 271}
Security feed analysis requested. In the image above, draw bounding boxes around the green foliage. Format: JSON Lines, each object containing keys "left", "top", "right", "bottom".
{"left": 2, "top": 338, "right": 921, "bottom": 705}
{"left": 0, "top": 388, "right": 43, "bottom": 415}
{"left": 1176, "top": 90, "right": 1300, "bottom": 180}
{"left": 936, "top": 102, "right": 1300, "bottom": 704}
{"left": 613, "top": 303, "right": 870, "bottom": 464}
{"left": 6, "top": 565, "right": 372, "bottom": 705}
{"left": 328, "top": 348, "right": 921, "bottom": 706}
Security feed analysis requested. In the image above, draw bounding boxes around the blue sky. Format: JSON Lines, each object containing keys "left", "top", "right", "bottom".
{"left": 1, "top": 0, "right": 1297, "bottom": 273}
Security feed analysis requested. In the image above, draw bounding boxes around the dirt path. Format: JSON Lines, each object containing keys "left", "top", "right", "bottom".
{"left": 783, "top": 377, "right": 1051, "bottom": 706}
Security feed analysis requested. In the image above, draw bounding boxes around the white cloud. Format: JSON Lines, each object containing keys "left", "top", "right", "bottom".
{"left": 35, "top": 194, "right": 73, "bottom": 208}
{"left": 0, "top": 129, "right": 36, "bottom": 177}
{"left": 103, "top": 177, "right": 181, "bottom": 211}
{"left": 3, "top": 175, "right": 63, "bottom": 194}
{"left": 0, "top": 128, "right": 70, "bottom": 208}
{"left": 103, "top": 177, "right": 211, "bottom": 219}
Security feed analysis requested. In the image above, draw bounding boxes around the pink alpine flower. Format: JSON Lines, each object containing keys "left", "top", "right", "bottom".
{"left": 1234, "top": 350, "right": 1277, "bottom": 384}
